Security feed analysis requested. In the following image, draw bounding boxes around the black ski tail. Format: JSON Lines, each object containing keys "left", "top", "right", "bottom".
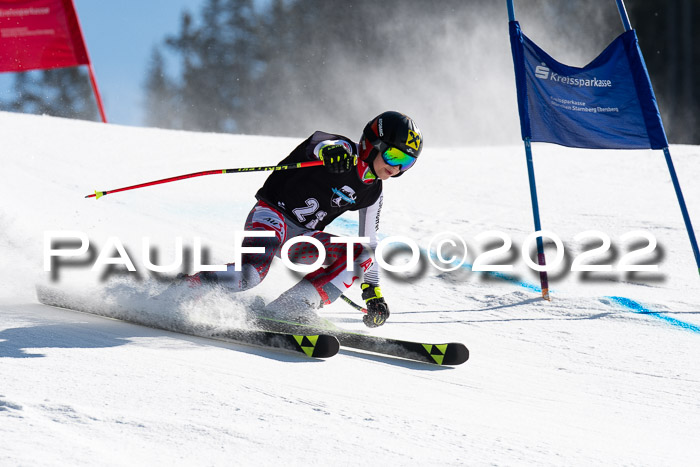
{"left": 36, "top": 285, "right": 339, "bottom": 359}
{"left": 212, "top": 329, "right": 339, "bottom": 358}
{"left": 252, "top": 316, "right": 469, "bottom": 366}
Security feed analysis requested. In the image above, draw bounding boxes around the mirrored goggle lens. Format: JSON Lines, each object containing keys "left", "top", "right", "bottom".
{"left": 381, "top": 147, "right": 416, "bottom": 171}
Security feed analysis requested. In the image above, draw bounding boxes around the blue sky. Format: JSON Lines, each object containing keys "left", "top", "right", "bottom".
{"left": 1, "top": 1, "right": 207, "bottom": 126}
{"left": 73, "top": 0, "right": 208, "bottom": 126}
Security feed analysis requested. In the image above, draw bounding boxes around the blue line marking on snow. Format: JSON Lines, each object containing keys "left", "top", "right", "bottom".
{"left": 330, "top": 217, "right": 544, "bottom": 293}
{"left": 329, "top": 217, "right": 362, "bottom": 234}
{"left": 331, "top": 217, "right": 699, "bottom": 334}
{"left": 425, "top": 250, "right": 544, "bottom": 292}
{"left": 607, "top": 296, "right": 700, "bottom": 334}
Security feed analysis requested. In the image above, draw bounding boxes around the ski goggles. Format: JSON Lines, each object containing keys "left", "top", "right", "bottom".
{"left": 380, "top": 146, "right": 417, "bottom": 172}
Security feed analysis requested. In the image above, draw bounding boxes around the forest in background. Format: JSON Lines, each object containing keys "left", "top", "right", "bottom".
{"left": 1, "top": 0, "right": 697, "bottom": 144}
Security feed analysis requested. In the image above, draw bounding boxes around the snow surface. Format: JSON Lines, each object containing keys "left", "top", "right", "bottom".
{"left": 1, "top": 111, "right": 700, "bottom": 466}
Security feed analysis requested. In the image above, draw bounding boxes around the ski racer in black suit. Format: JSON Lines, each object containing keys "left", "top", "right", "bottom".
{"left": 185, "top": 111, "right": 423, "bottom": 327}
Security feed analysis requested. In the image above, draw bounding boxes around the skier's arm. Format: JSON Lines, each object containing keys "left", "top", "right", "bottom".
{"left": 359, "top": 195, "right": 389, "bottom": 327}
{"left": 358, "top": 194, "right": 382, "bottom": 286}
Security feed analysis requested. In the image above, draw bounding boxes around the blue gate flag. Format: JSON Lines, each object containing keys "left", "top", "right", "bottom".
{"left": 509, "top": 21, "right": 668, "bottom": 150}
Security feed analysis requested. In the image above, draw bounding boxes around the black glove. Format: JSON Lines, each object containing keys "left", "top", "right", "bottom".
{"left": 319, "top": 144, "right": 357, "bottom": 174}
{"left": 361, "top": 283, "right": 390, "bottom": 328}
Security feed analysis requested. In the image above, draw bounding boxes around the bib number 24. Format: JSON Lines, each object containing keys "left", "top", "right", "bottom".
{"left": 292, "top": 198, "right": 327, "bottom": 229}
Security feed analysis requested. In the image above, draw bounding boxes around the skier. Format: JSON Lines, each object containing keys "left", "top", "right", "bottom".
{"left": 182, "top": 111, "right": 423, "bottom": 327}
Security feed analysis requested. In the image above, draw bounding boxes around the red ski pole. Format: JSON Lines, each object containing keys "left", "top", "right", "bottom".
{"left": 86, "top": 160, "right": 324, "bottom": 200}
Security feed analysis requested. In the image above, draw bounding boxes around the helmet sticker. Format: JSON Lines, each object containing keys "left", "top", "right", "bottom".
{"left": 406, "top": 129, "right": 421, "bottom": 151}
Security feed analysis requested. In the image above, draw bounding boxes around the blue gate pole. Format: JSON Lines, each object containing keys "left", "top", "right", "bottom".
{"left": 508, "top": 0, "right": 550, "bottom": 299}
{"left": 617, "top": 0, "right": 700, "bottom": 275}
{"left": 663, "top": 148, "right": 700, "bottom": 275}
{"left": 524, "top": 138, "right": 551, "bottom": 300}
{"left": 507, "top": 0, "right": 515, "bottom": 21}
{"left": 614, "top": 0, "right": 633, "bottom": 31}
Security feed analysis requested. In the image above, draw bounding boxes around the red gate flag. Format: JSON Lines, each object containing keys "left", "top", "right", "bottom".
{"left": 0, "top": 0, "right": 88, "bottom": 71}
{"left": 0, "top": 0, "right": 107, "bottom": 121}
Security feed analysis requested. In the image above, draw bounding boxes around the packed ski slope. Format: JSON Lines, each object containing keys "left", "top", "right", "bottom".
{"left": 1, "top": 111, "right": 700, "bottom": 466}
